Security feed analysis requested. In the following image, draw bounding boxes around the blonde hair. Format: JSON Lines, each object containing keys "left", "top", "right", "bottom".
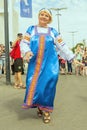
{"left": 38, "top": 8, "right": 52, "bottom": 24}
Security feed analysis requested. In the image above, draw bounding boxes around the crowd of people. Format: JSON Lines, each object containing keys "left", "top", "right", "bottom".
{"left": 1, "top": 44, "right": 87, "bottom": 79}
{"left": 59, "top": 45, "right": 87, "bottom": 76}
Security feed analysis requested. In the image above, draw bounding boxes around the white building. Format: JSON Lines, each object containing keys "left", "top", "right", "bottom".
{"left": 0, "top": 0, "right": 19, "bottom": 44}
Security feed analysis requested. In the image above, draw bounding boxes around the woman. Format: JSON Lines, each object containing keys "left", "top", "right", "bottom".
{"left": 20, "top": 8, "right": 75, "bottom": 123}
{"left": 75, "top": 45, "right": 83, "bottom": 75}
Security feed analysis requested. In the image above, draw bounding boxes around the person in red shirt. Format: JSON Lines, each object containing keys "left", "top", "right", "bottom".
{"left": 60, "top": 58, "right": 66, "bottom": 74}
{"left": 11, "top": 33, "right": 25, "bottom": 89}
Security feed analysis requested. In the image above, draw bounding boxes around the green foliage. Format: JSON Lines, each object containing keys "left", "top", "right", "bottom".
{"left": 71, "top": 42, "right": 84, "bottom": 53}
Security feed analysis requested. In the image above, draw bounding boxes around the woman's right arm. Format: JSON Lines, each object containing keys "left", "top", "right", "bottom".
{"left": 20, "top": 33, "right": 33, "bottom": 62}
{"left": 20, "top": 26, "right": 34, "bottom": 62}
{"left": 20, "top": 33, "right": 31, "bottom": 55}
{"left": 20, "top": 26, "right": 34, "bottom": 55}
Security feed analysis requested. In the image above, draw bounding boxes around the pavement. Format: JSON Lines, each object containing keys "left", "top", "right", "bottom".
{"left": 0, "top": 74, "right": 87, "bottom": 130}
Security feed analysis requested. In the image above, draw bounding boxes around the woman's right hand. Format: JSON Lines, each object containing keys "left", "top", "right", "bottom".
{"left": 24, "top": 51, "right": 34, "bottom": 62}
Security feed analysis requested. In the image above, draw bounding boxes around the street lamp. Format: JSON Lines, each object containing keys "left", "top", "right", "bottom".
{"left": 56, "top": 13, "right": 61, "bottom": 34}
{"left": 50, "top": 8, "right": 67, "bottom": 34}
{"left": 69, "top": 31, "right": 78, "bottom": 48}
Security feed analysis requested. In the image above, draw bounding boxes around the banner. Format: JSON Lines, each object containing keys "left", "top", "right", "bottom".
{"left": 20, "top": 0, "right": 32, "bottom": 18}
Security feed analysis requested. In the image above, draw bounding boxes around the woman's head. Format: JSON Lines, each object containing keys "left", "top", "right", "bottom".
{"left": 38, "top": 8, "right": 52, "bottom": 26}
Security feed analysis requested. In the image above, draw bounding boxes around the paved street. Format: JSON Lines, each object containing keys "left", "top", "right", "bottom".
{"left": 0, "top": 74, "right": 87, "bottom": 130}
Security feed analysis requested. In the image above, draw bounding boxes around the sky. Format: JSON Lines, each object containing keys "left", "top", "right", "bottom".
{"left": 14, "top": 0, "right": 87, "bottom": 48}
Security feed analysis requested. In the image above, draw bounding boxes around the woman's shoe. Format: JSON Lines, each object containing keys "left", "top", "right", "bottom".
{"left": 37, "top": 108, "right": 43, "bottom": 117}
{"left": 19, "top": 84, "right": 26, "bottom": 89}
{"left": 43, "top": 112, "right": 51, "bottom": 123}
{"left": 14, "top": 84, "right": 20, "bottom": 89}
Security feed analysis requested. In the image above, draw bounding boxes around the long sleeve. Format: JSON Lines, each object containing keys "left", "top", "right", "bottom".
{"left": 51, "top": 28, "right": 75, "bottom": 61}
{"left": 20, "top": 26, "right": 34, "bottom": 56}
{"left": 20, "top": 33, "right": 31, "bottom": 56}
{"left": 55, "top": 35, "right": 75, "bottom": 61}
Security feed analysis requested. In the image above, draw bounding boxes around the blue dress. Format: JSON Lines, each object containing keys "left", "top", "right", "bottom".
{"left": 22, "top": 26, "right": 59, "bottom": 112}
{"left": 21, "top": 25, "right": 75, "bottom": 112}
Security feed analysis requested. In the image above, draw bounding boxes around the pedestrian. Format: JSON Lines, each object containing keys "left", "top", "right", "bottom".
{"left": 20, "top": 8, "right": 80, "bottom": 123}
{"left": 0, "top": 44, "right": 4, "bottom": 77}
{"left": 67, "top": 60, "right": 73, "bottom": 74}
{"left": 75, "top": 45, "right": 83, "bottom": 75}
{"left": 10, "top": 33, "right": 25, "bottom": 89}
{"left": 10, "top": 41, "right": 15, "bottom": 75}
{"left": 60, "top": 58, "right": 66, "bottom": 74}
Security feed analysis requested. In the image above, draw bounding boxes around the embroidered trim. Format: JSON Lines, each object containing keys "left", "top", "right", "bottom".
{"left": 26, "top": 35, "right": 45, "bottom": 106}
{"left": 24, "top": 35, "right": 30, "bottom": 41}
{"left": 22, "top": 103, "right": 53, "bottom": 112}
{"left": 57, "top": 37, "right": 63, "bottom": 43}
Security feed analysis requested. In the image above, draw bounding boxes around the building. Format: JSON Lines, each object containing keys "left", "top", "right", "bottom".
{"left": 0, "top": 0, "right": 19, "bottom": 44}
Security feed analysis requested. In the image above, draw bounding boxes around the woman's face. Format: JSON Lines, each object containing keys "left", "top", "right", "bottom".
{"left": 38, "top": 11, "right": 51, "bottom": 26}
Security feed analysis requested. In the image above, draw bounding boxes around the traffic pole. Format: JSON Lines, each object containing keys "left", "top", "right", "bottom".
{"left": 4, "top": 0, "right": 11, "bottom": 85}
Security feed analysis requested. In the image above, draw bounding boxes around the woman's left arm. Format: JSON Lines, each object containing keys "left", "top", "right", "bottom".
{"left": 51, "top": 28, "right": 75, "bottom": 61}
{"left": 54, "top": 34, "right": 75, "bottom": 62}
